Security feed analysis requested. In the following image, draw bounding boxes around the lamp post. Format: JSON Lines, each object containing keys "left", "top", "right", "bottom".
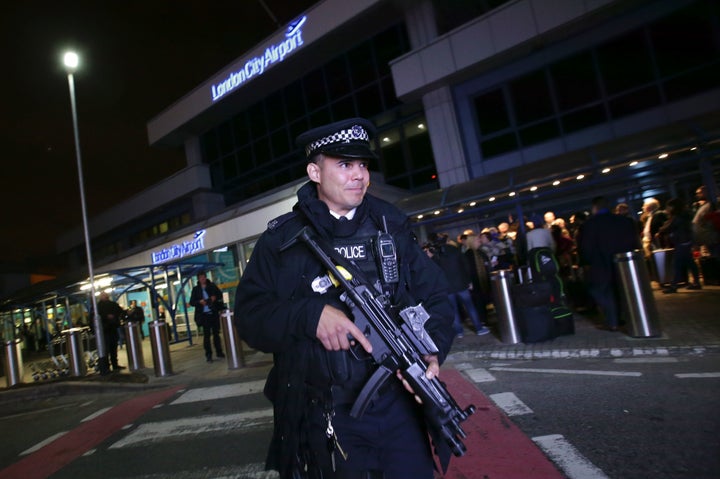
{"left": 63, "top": 51, "right": 109, "bottom": 375}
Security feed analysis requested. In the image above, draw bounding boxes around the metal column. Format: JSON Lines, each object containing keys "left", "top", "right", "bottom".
{"left": 614, "top": 250, "right": 662, "bottom": 338}
{"left": 491, "top": 270, "right": 521, "bottom": 344}
{"left": 220, "top": 309, "right": 245, "bottom": 369}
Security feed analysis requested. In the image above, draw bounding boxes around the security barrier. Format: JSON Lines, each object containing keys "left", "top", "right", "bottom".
{"left": 490, "top": 270, "right": 521, "bottom": 344}
{"left": 615, "top": 250, "right": 662, "bottom": 338}
{"left": 149, "top": 320, "right": 173, "bottom": 377}
{"left": 220, "top": 309, "right": 245, "bottom": 369}
{"left": 3, "top": 338, "right": 24, "bottom": 387}
{"left": 63, "top": 328, "right": 87, "bottom": 377}
{"left": 124, "top": 321, "right": 145, "bottom": 371}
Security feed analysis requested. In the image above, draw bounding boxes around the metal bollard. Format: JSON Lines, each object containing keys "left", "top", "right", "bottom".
{"left": 652, "top": 248, "right": 674, "bottom": 285}
{"left": 491, "top": 270, "right": 521, "bottom": 344}
{"left": 3, "top": 338, "right": 24, "bottom": 387}
{"left": 124, "top": 322, "right": 145, "bottom": 371}
{"left": 63, "top": 328, "right": 87, "bottom": 377}
{"left": 149, "top": 320, "right": 173, "bottom": 377}
{"left": 220, "top": 309, "right": 245, "bottom": 369}
{"left": 614, "top": 250, "right": 662, "bottom": 338}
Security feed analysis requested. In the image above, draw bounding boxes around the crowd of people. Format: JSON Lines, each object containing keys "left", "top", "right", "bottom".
{"left": 426, "top": 185, "right": 719, "bottom": 333}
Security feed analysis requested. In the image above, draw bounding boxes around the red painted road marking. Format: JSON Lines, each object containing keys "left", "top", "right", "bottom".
{"left": 0, "top": 385, "right": 185, "bottom": 479}
{"left": 440, "top": 368, "right": 565, "bottom": 479}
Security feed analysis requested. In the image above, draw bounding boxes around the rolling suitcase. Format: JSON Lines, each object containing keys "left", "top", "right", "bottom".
{"left": 516, "top": 305, "right": 555, "bottom": 343}
{"left": 551, "top": 305, "right": 575, "bottom": 336}
{"left": 512, "top": 279, "right": 555, "bottom": 343}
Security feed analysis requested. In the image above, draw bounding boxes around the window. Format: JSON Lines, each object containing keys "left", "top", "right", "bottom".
{"left": 650, "top": 1, "right": 719, "bottom": 77}
{"left": 551, "top": 52, "right": 599, "bottom": 111}
{"left": 474, "top": 88, "right": 510, "bottom": 134}
{"left": 597, "top": 30, "right": 654, "bottom": 95}
{"left": 510, "top": 70, "right": 553, "bottom": 124}
{"left": 325, "top": 57, "right": 352, "bottom": 99}
{"left": 609, "top": 86, "right": 661, "bottom": 119}
{"left": 561, "top": 105, "right": 606, "bottom": 133}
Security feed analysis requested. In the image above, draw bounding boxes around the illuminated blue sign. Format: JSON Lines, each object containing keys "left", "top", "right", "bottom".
{"left": 151, "top": 230, "right": 206, "bottom": 264}
{"left": 211, "top": 16, "right": 307, "bottom": 102}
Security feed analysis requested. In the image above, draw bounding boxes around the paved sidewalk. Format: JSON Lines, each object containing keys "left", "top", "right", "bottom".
{"left": 2, "top": 284, "right": 719, "bottom": 402}
{"left": 449, "top": 283, "right": 720, "bottom": 363}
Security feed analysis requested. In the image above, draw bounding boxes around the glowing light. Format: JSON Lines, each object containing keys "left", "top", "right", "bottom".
{"left": 690, "top": 146, "right": 697, "bottom": 151}
{"left": 434, "top": 210, "right": 441, "bottom": 215}
{"left": 489, "top": 197, "right": 496, "bottom": 202}
{"left": 602, "top": 168, "right": 611, "bottom": 174}
{"left": 382, "top": 137, "right": 390, "bottom": 142}
{"left": 530, "top": 186, "right": 538, "bottom": 192}
{"left": 417, "top": 214, "right": 424, "bottom": 219}
{"left": 629, "top": 161, "right": 638, "bottom": 166}
{"left": 509, "top": 191, "right": 516, "bottom": 197}
{"left": 576, "top": 174, "right": 585, "bottom": 180}
{"left": 457, "top": 208, "right": 464, "bottom": 213}
{"left": 552, "top": 180, "right": 560, "bottom": 186}
{"left": 417, "top": 123, "right": 425, "bottom": 129}
{"left": 469, "top": 201, "right": 477, "bottom": 207}
{"left": 658, "top": 153, "right": 668, "bottom": 159}
{"left": 63, "top": 51, "right": 79, "bottom": 69}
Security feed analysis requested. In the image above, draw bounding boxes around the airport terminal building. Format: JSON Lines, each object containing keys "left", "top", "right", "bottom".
{"left": 3, "top": 0, "right": 719, "bottom": 343}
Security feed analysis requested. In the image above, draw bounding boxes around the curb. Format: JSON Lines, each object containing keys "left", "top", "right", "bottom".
{"left": 447, "top": 344, "right": 720, "bottom": 362}
{"left": 0, "top": 372, "right": 162, "bottom": 406}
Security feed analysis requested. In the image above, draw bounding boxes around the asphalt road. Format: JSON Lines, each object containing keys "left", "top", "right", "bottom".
{"left": 1, "top": 353, "right": 718, "bottom": 479}
{"left": 451, "top": 353, "right": 720, "bottom": 479}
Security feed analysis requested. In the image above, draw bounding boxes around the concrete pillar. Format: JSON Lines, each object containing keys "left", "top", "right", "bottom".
{"left": 404, "top": 0, "right": 438, "bottom": 48}
{"left": 422, "top": 86, "right": 471, "bottom": 187}
{"left": 184, "top": 136, "right": 203, "bottom": 167}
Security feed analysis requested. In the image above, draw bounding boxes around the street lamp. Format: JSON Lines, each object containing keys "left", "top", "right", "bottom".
{"left": 63, "top": 51, "right": 109, "bottom": 375}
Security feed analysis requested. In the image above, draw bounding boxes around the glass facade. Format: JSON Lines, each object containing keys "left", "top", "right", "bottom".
{"left": 472, "top": 0, "right": 720, "bottom": 160}
{"left": 201, "top": 23, "right": 440, "bottom": 203}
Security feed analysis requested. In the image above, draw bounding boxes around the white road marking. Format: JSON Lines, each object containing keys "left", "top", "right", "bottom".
{"left": 675, "top": 372, "right": 720, "bottom": 378}
{"left": 170, "top": 380, "right": 267, "bottom": 405}
{"left": 20, "top": 431, "right": 68, "bottom": 456}
{"left": 109, "top": 408, "right": 273, "bottom": 449}
{"left": 82, "top": 449, "right": 96, "bottom": 456}
{"left": 454, "top": 362, "right": 474, "bottom": 370}
{"left": 489, "top": 367, "right": 641, "bottom": 377}
{"left": 613, "top": 357, "right": 678, "bottom": 363}
{"left": 81, "top": 407, "right": 112, "bottom": 422}
{"left": 533, "top": 434, "right": 610, "bottom": 479}
{"left": 125, "top": 463, "right": 278, "bottom": 478}
{"left": 464, "top": 367, "right": 496, "bottom": 382}
{"left": 489, "top": 392, "right": 533, "bottom": 416}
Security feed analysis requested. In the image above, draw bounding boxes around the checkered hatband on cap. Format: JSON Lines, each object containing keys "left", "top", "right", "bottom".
{"left": 304, "top": 124, "right": 369, "bottom": 157}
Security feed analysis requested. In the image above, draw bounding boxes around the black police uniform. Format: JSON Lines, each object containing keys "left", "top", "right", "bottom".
{"left": 235, "top": 179, "right": 454, "bottom": 479}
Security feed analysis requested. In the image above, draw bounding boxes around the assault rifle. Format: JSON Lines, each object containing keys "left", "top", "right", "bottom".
{"left": 281, "top": 226, "right": 475, "bottom": 460}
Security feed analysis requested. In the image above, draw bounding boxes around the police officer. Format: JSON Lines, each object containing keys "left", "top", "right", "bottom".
{"left": 235, "top": 118, "right": 454, "bottom": 478}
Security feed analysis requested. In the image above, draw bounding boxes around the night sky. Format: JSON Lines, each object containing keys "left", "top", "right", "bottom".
{"left": 0, "top": 0, "right": 316, "bottom": 270}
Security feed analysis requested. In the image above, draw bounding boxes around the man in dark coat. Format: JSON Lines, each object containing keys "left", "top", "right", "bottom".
{"left": 579, "top": 196, "right": 641, "bottom": 331}
{"left": 189, "top": 271, "right": 225, "bottom": 362}
{"left": 235, "top": 118, "right": 454, "bottom": 479}
{"left": 430, "top": 233, "right": 490, "bottom": 337}
{"left": 126, "top": 299, "right": 146, "bottom": 338}
{"left": 97, "top": 292, "right": 125, "bottom": 371}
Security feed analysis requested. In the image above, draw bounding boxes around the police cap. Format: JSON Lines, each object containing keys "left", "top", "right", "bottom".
{"left": 295, "top": 117, "right": 378, "bottom": 162}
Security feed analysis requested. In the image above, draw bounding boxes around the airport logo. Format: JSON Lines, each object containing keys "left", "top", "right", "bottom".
{"left": 151, "top": 230, "right": 206, "bottom": 264}
{"left": 210, "top": 15, "right": 307, "bottom": 102}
